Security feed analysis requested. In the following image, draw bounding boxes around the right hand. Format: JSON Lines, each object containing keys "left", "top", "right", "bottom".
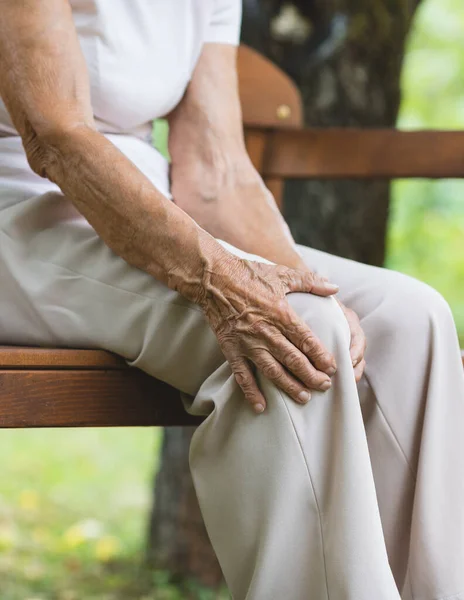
{"left": 199, "top": 257, "right": 339, "bottom": 413}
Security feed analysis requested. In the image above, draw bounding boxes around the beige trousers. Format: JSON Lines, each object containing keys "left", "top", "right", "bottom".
{"left": 1, "top": 190, "right": 464, "bottom": 600}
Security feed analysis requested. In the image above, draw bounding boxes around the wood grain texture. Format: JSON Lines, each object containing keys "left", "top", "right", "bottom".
{"left": 238, "top": 45, "right": 303, "bottom": 130}
{"left": 244, "top": 129, "right": 268, "bottom": 172}
{"left": 0, "top": 370, "right": 203, "bottom": 428}
{"left": 264, "top": 129, "right": 464, "bottom": 179}
{"left": 0, "top": 347, "right": 126, "bottom": 369}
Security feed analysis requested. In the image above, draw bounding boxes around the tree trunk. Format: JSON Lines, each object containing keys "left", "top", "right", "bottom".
{"left": 242, "top": 0, "right": 421, "bottom": 264}
{"left": 147, "top": 0, "right": 422, "bottom": 588}
{"left": 147, "top": 426, "right": 223, "bottom": 587}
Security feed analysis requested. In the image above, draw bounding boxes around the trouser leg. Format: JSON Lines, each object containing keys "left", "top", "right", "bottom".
{"left": 1, "top": 194, "right": 400, "bottom": 599}
{"left": 299, "top": 245, "right": 464, "bottom": 599}
{"left": 187, "top": 291, "right": 400, "bottom": 600}
{"left": 3, "top": 192, "right": 463, "bottom": 598}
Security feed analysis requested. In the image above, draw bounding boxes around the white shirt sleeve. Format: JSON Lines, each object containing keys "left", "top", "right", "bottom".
{"left": 205, "top": 0, "right": 243, "bottom": 45}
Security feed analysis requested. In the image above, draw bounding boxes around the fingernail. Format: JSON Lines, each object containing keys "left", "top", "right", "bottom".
{"left": 298, "top": 391, "right": 311, "bottom": 403}
{"left": 325, "top": 283, "right": 339, "bottom": 292}
{"left": 352, "top": 358, "right": 358, "bottom": 367}
{"left": 327, "top": 366, "right": 337, "bottom": 377}
{"left": 320, "top": 380, "right": 332, "bottom": 391}
{"left": 254, "top": 403, "right": 265, "bottom": 414}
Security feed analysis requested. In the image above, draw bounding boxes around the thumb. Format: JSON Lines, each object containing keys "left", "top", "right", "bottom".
{"left": 284, "top": 268, "right": 339, "bottom": 297}
{"left": 312, "top": 273, "right": 340, "bottom": 296}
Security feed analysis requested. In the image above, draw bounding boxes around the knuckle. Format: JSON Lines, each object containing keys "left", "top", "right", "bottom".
{"left": 284, "top": 384, "right": 299, "bottom": 398}
{"left": 305, "top": 369, "right": 325, "bottom": 386}
{"left": 236, "top": 375, "right": 258, "bottom": 401}
{"left": 275, "top": 299, "right": 291, "bottom": 320}
{"left": 302, "top": 337, "right": 329, "bottom": 365}
{"left": 250, "top": 319, "right": 269, "bottom": 336}
{"left": 299, "top": 331, "right": 317, "bottom": 352}
{"left": 243, "top": 388, "right": 258, "bottom": 403}
{"left": 230, "top": 358, "right": 250, "bottom": 381}
{"left": 261, "top": 360, "right": 282, "bottom": 381}
{"left": 233, "top": 368, "right": 250, "bottom": 389}
{"left": 284, "top": 350, "right": 304, "bottom": 371}
{"left": 275, "top": 264, "right": 289, "bottom": 279}
{"left": 217, "top": 331, "right": 238, "bottom": 354}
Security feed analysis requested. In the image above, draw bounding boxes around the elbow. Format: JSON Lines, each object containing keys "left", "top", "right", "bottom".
{"left": 22, "top": 118, "right": 92, "bottom": 181}
{"left": 22, "top": 119, "right": 54, "bottom": 179}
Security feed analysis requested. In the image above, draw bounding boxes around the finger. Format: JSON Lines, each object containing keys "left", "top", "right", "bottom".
{"left": 281, "top": 267, "right": 339, "bottom": 297}
{"left": 338, "top": 302, "right": 366, "bottom": 367}
{"left": 268, "top": 335, "right": 332, "bottom": 392}
{"left": 281, "top": 312, "right": 337, "bottom": 376}
{"left": 251, "top": 349, "right": 312, "bottom": 405}
{"left": 354, "top": 358, "right": 366, "bottom": 383}
{"left": 348, "top": 317, "right": 366, "bottom": 367}
{"left": 230, "top": 357, "right": 267, "bottom": 414}
{"left": 311, "top": 272, "right": 340, "bottom": 297}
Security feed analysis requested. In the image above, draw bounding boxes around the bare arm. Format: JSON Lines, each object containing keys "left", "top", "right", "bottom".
{"left": 0, "top": 0, "right": 229, "bottom": 303}
{"left": 169, "top": 43, "right": 366, "bottom": 379}
{"left": 169, "top": 43, "right": 301, "bottom": 268}
{"left": 0, "top": 2, "right": 339, "bottom": 411}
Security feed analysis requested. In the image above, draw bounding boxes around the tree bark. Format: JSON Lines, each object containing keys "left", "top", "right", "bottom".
{"left": 147, "top": 427, "right": 223, "bottom": 587}
{"left": 242, "top": 0, "right": 421, "bottom": 265}
{"left": 147, "top": 0, "right": 422, "bottom": 588}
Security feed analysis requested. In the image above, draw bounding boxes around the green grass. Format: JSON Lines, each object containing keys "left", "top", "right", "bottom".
{"left": 0, "top": 428, "right": 228, "bottom": 599}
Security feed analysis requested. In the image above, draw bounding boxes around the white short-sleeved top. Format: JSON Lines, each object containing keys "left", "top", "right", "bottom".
{"left": 0, "top": 0, "right": 242, "bottom": 200}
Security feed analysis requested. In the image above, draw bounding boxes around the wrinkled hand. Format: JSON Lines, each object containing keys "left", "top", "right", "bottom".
{"left": 199, "top": 257, "right": 340, "bottom": 413}
{"left": 337, "top": 300, "right": 366, "bottom": 382}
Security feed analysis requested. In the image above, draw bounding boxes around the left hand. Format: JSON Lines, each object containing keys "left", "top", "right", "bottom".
{"left": 336, "top": 299, "right": 366, "bottom": 382}
{"left": 171, "top": 165, "right": 367, "bottom": 381}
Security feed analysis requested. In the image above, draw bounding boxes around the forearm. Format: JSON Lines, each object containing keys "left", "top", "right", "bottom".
{"left": 0, "top": 1, "right": 235, "bottom": 305}
{"left": 37, "top": 125, "right": 232, "bottom": 304}
{"left": 168, "top": 43, "right": 251, "bottom": 194}
{"left": 168, "top": 44, "right": 303, "bottom": 270}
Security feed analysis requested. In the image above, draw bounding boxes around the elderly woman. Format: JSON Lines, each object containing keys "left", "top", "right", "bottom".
{"left": 0, "top": 1, "right": 463, "bottom": 599}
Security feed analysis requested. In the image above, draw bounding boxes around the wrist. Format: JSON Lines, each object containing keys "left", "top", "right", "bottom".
{"left": 167, "top": 225, "right": 243, "bottom": 309}
{"left": 172, "top": 147, "right": 256, "bottom": 198}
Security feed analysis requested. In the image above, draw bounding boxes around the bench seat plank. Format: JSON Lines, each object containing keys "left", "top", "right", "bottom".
{"left": 0, "top": 347, "right": 126, "bottom": 370}
{"left": 0, "top": 369, "right": 202, "bottom": 428}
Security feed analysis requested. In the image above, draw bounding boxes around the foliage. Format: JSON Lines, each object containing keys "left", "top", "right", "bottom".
{"left": 387, "top": 0, "right": 464, "bottom": 343}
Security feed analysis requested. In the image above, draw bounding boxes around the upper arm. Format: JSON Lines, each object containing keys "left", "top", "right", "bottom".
{"left": 0, "top": 0, "right": 94, "bottom": 151}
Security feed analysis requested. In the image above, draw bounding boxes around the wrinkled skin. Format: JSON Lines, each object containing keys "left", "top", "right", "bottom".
{"left": 169, "top": 44, "right": 365, "bottom": 403}
{"left": 337, "top": 300, "right": 367, "bottom": 382}
{"left": 0, "top": 2, "right": 365, "bottom": 415}
{"left": 198, "top": 258, "right": 338, "bottom": 412}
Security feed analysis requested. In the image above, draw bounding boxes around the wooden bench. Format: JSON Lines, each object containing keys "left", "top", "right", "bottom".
{"left": 1, "top": 45, "right": 463, "bottom": 428}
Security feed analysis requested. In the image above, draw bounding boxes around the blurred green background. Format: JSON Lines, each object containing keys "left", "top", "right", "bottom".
{"left": 387, "top": 0, "right": 464, "bottom": 344}
{"left": 1, "top": 0, "right": 463, "bottom": 598}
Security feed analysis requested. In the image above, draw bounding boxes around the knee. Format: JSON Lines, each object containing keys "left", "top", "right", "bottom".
{"left": 286, "top": 292, "right": 351, "bottom": 353}
{"left": 375, "top": 271, "right": 454, "bottom": 337}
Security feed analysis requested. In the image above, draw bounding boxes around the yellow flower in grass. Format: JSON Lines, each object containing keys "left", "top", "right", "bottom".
{"left": 94, "top": 535, "right": 121, "bottom": 562}
{"left": 63, "top": 524, "right": 87, "bottom": 549}
{"left": 19, "top": 489, "right": 39, "bottom": 511}
{"left": 63, "top": 518, "right": 104, "bottom": 549}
